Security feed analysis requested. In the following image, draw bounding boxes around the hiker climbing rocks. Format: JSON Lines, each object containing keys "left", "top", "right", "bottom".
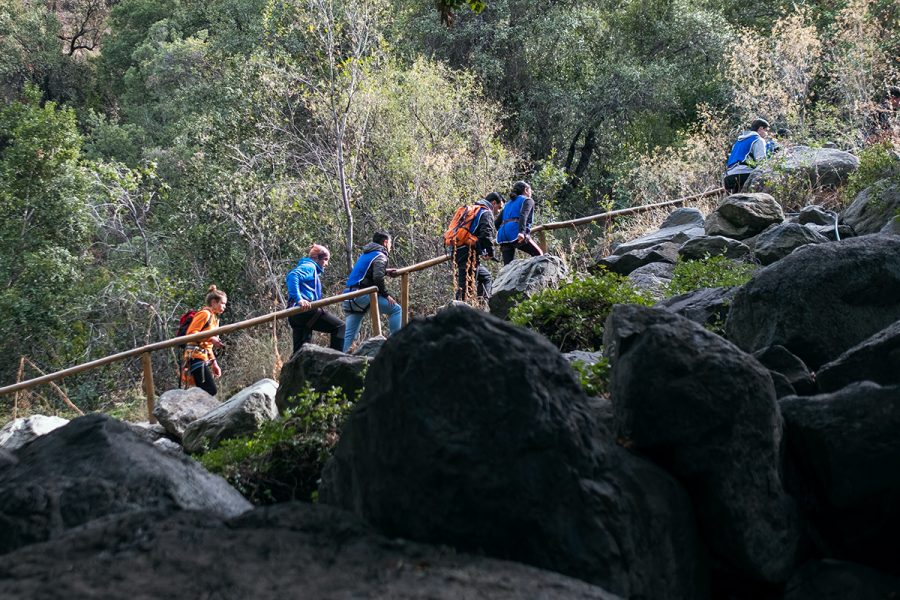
{"left": 341, "top": 232, "right": 402, "bottom": 352}
{"left": 496, "top": 181, "right": 544, "bottom": 265}
{"left": 181, "top": 285, "right": 227, "bottom": 396}
{"left": 445, "top": 192, "right": 503, "bottom": 301}
{"left": 723, "top": 118, "right": 770, "bottom": 193}
{"left": 285, "top": 244, "right": 346, "bottom": 355}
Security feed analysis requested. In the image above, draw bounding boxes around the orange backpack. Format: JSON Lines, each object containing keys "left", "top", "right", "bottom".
{"left": 443, "top": 204, "right": 485, "bottom": 247}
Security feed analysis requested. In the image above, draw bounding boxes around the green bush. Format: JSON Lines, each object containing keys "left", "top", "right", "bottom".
{"left": 509, "top": 270, "right": 654, "bottom": 352}
{"left": 198, "top": 385, "right": 356, "bottom": 505}
{"left": 666, "top": 255, "right": 757, "bottom": 297}
{"left": 843, "top": 141, "right": 899, "bottom": 202}
{"left": 570, "top": 357, "right": 611, "bottom": 397}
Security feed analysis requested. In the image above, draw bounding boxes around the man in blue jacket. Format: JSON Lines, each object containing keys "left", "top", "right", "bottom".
{"left": 341, "top": 232, "right": 402, "bottom": 352}
{"left": 285, "top": 244, "right": 345, "bottom": 355}
{"left": 723, "top": 119, "right": 770, "bottom": 193}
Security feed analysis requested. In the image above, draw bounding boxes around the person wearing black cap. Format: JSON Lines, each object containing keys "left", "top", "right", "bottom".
{"left": 496, "top": 181, "right": 544, "bottom": 265}
{"left": 454, "top": 192, "right": 503, "bottom": 301}
{"left": 723, "top": 118, "right": 770, "bottom": 193}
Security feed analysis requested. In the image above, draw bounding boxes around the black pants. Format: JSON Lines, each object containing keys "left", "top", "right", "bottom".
{"left": 500, "top": 236, "right": 543, "bottom": 265}
{"left": 189, "top": 359, "right": 217, "bottom": 396}
{"left": 288, "top": 308, "right": 345, "bottom": 355}
{"left": 723, "top": 172, "right": 751, "bottom": 194}
{"left": 454, "top": 247, "right": 492, "bottom": 301}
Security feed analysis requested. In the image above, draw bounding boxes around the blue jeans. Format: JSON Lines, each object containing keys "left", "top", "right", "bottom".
{"left": 342, "top": 295, "right": 402, "bottom": 352}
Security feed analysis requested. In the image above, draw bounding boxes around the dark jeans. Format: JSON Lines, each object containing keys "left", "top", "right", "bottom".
{"left": 188, "top": 359, "right": 217, "bottom": 396}
{"left": 723, "top": 172, "right": 751, "bottom": 194}
{"left": 454, "top": 247, "right": 492, "bottom": 301}
{"left": 288, "top": 308, "right": 345, "bottom": 355}
{"left": 500, "top": 236, "right": 543, "bottom": 265}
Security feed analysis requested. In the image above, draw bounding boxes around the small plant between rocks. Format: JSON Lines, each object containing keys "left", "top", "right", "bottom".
{"left": 570, "top": 357, "right": 611, "bottom": 398}
{"left": 198, "top": 385, "right": 356, "bottom": 505}
{"left": 666, "top": 255, "right": 758, "bottom": 297}
{"left": 509, "top": 270, "right": 655, "bottom": 352}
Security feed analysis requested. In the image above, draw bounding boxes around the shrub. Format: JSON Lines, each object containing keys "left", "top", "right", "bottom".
{"left": 570, "top": 357, "right": 611, "bottom": 398}
{"left": 198, "top": 385, "right": 355, "bottom": 505}
{"left": 666, "top": 255, "right": 758, "bottom": 297}
{"left": 509, "top": 270, "right": 654, "bottom": 352}
{"left": 843, "top": 140, "right": 899, "bottom": 202}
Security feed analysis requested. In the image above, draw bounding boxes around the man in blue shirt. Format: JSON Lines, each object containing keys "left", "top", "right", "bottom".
{"left": 285, "top": 244, "right": 346, "bottom": 355}
{"left": 723, "top": 119, "right": 770, "bottom": 193}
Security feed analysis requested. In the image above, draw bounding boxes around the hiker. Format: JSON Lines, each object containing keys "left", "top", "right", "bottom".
{"left": 496, "top": 181, "right": 544, "bottom": 265}
{"left": 723, "top": 118, "right": 770, "bottom": 194}
{"left": 867, "top": 85, "right": 900, "bottom": 142}
{"left": 285, "top": 244, "right": 346, "bottom": 355}
{"left": 341, "top": 232, "right": 402, "bottom": 352}
{"left": 448, "top": 192, "right": 503, "bottom": 301}
{"left": 182, "top": 285, "right": 227, "bottom": 396}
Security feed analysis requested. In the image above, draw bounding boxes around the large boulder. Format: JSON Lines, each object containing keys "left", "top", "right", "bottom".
{"left": 780, "top": 382, "right": 900, "bottom": 575}
{"left": 275, "top": 344, "right": 368, "bottom": 414}
{"left": 841, "top": 179, "right": 900, "bottom": 236}
{"left": 153, "top": 387, "right": 220, "bottom": 441}
{"left": 657, "top": 286, "right": 739, "bottom": 330}
{"left": 488, "top": 254, "right": 568, "bottom": 319}
{"left": 752, "top": 345, "right": 815, "bottom": 396}
{"left": 752, "top": 223, "right": 830, "bottom": 266}
{"left": 678, "top": 235, "right": 751, "bottom": 261}
{"left": 726, "top": 235, "right": 900, "bottom": 369}
{"left": 610, "top": 208, "right": 705, "bottom": 255}
{"left": 627, "top": 262, "right": 675, "bottom": 300}
{"left": 603, "top": 304, "right": 800, "bottom": 583}
{"left": 797, "top": 205, "right": 838, "bottom": 227}
{"left": 0, "top": 415, "right": 69, "bottom": 451}
{"left": 0, "top": 414, "right": 251, "bottom": 555}
{"left": 595, "top": 241, "right": 680, "bottom": 275}
{"left": 321, "top": 307, "right": 706, "bottom": 599}
{"left": 182, "top": 379, "right": 279, "bottom": 453}
{"left": 352, "top": 335, "right": 387, "bottom": 357}
{"left": 704, "top": 193, "right": 784, "bottom": 240}
{"left": 816, "top": 319, "right": 900, "bottom": 392}
{"left": 0, "top": 503, "right": 621, "bottom": 599}
{"left": 783, "top": 560, "right": 900, "bottom": 600}
{"left": 745, "top": 146, "right": 860, "bottom": 194}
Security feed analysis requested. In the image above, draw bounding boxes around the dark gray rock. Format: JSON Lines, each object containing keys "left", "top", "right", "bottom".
{"left": 604, "top": 304, "right": 799, "bottom": 583}
{"left": 798, "top": 205, "right": 838, "bottom": 226}
{"left": 705, "top": 193, "right": 785, "bottom": 240}
{"left": 321, "top": 307, "right": 706, "bottom": 599}
{"left": 726, "top": 235, "right": 900, "bottom": 369}
{"left": 657, "top": 286, "right": 738, "bottom": 330}
{"left": 489, "top": 255, "right": 568, "bottom": 319}
{"left": 817, "top": 319, "right": 900, "bottom": 392}
{"left": 275, "top": 344, "right": 368, "bottom": 414}
{"left": 769, "top": 370, "right": 798, "bottom": 398}
{"left": 752, "top": 223, "right": 829, "bottom": 266}
{"left": 881, "top": 215, "right": 900, "bottom": 235}
{"left": 352, "top": 335, "right": 387, "bottom": 357}
{"left": 596, "top": 241, "right": 680, "bottom": 275}
{"left": 803, "top": 222, "right": 855, "bottom": 241}
{"left": 0, "top": 414, "right": 251, "bottom": 556}
{"left": 842, "top": 179, "right": 900, "bottom": 236}
{"left": 745, "top": 146, "right": 860, "bottom": 193}
{"left": 124, "top": 421, "right": 169, "bottom": 445}
{"left": 182, "top": 379, "right": 279, "bottom": 453}
{"left": 678, "top": 236, "right": 751, "bottom": 261}
{"left": 0, "top": 503, "right": 620, "bottom": 600}
{"left": 780, "top": 382, "right": 900, "bottom": 574}
{"left": 562, "top": 349, "right": 605, "bottom": 366}
{"left": 0, "top": 449, "right": 16, "bottom": 470}
{"left": 627, "top": 262, "right": 675, "bottom": 300}
{"left": 752, "top": 346, "right": 815, "bottom": 395}
{"left": 660, "top": 207, "right": 705, "bottom": 228}
{"left": 153, "top": 387, "right": 220, "bottom": 441}
{"left": 783, "top": 559, "right": 900, "bottom": 600}
{"left": 0, "top": 415, "right": 69, "bottom": 451}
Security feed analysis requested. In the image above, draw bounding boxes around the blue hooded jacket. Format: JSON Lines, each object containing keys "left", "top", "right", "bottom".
{"left": 285, "top": 257, "right": 323, "bottom": 306}
{"left": 496, "top": 195, "right": 533, "bottom": 244}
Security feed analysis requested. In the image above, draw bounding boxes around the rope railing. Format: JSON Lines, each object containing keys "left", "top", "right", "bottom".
{"left": 0, "top": 186, "right": 726, "bottom": 421}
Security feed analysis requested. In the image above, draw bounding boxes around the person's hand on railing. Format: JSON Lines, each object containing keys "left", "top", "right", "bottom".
{"left": 210, "top": 335, "right": 225, "bottom": 348}
{"left": 386, "top": 268, "right": 398, "bottom": 277}
{"left": 296, "top": 299, "right": 312, "bottom": 311}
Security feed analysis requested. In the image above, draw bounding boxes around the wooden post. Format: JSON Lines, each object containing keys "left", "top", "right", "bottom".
{"left": 537, "top": 230, "right": 548, "bottom": 253}
{"left": 13, "top": 356, "right": 24, "bottom": 420}
{"left": 142, "top": 353, "right": 157, "bottom": 424}
{"left": 400, "top": 273, "right": 410, "bottom": 326}
{"left": 369, "top": 291, "right": 382, "bottom": 337}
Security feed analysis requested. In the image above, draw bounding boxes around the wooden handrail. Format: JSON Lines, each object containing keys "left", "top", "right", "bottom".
{"left": 0, "top": 187, "right": 725, "bottom": 410}
{"left": 531, "top": 188, "right": 724, "bottom": 234}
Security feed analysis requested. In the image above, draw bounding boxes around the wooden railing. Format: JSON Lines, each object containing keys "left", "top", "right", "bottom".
{"left": 0, "top": 187, "right": 725, "bottom": 421}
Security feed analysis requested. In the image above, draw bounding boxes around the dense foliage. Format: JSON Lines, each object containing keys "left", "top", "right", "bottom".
{"left": 0, "top": 0, "right": 897, "bottom": 420}
{"left": 198, "top": 385, "right": 355, "bottom": 504}
{"left": 666, "top": 255, "right": 758, "bottom": 297}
